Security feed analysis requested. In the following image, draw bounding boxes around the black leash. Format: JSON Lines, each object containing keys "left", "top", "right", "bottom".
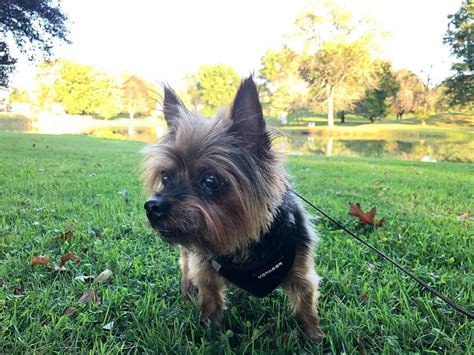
{"left": 292, "top": 190, "right": 474, "bottom": 320}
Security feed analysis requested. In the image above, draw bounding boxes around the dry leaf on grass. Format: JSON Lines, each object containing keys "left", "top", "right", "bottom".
{"left": 94, "top": 269, "right": 112, "bottom": 283}
{"left": 60, "top": 229, "right": 74, "bottom": 240}
{"left": 31, "top": 255, "right": 52, "bottom": 266}
{"left": 59, "top": 252, "right": 80, "bottom": 267}
{"left": 349, "top": 203, "right": 385, "bottom": 226}
{"left": 58, "top": 221, "right": 77, "bottom": 240}
{"left": 78, "top": 289, "right": 100, "bottom": 305}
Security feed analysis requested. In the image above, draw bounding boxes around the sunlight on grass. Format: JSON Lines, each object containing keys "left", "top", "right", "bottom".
{"left": 0, "top": 133, "right": 472, "bottom": 353}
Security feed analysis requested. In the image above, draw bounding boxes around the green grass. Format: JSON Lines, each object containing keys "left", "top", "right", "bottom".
{"left": 276, "top": 112, "right": 474, "bottom": 141}
{"left": 0, "top": 133, "right": 472, "bottom": 353}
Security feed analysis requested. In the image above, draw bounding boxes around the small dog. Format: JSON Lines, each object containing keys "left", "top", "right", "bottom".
{"left": 142, "top": 77, "right": 324, "bottom": 341}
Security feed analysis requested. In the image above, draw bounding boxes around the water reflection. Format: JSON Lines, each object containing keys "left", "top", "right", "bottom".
{"left": 1, "top": 117, "right": 472, "bottom": 163}
{"left": 274, "top": 134, "right": 473, "bottom": 163}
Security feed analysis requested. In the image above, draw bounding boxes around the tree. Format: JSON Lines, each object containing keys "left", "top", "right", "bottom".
{"left": 0, "top": 0, "right": 69, "bottom": 88}
{"left": 53, "top": 61, "right": 97, "bottom": 115}
{"left": 186, "top": 65, "right": 240, "bottom": 117}
{"left": 35, "top": 60, "right": 121, "bottom": 119}
{"left": 9, "top": 87, "right": 30, "bottom": 103}
{"left": 354, "top": 61, "right": 399, "bottom": 122}
{"left": 391, "top": 70, "right": 426, "bottom": 117}
{"left": 90, "top": 73, "right": 122, "bottom": 119}
{"left": 259, "top": 47, "right": 308, "bottom": 118}
{"left": 290, "top": 1, "right": 380, "bottom": 126}
{"left": 121, "top": 75, "right": 155, "bottom": 120}
{"left": 443, "top": 0, "right": 473, "bottom": 107}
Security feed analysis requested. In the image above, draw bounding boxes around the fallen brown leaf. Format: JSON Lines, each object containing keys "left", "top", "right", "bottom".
{"left": 0, "top": 279, "right": 4, "bottom": 287}
{"left": 31, "top": 255, "right": 52, "bottom": 266}
{"left": 58, "top": 221, "right": 78, "bottom": 240}
{"left": 349, "top": 203, "right": 385, "bottom": 226}
{"left": 78, "top": 289, "right": 100, "bottom": 305}
{"left": 59, "top": 252, "right": 80, "bottom": 267}
{"left": 94, "top": 269, "right": 112, "bottom": 283}
{"left": 60, "top": 230, "right": 74, "bottom": 240}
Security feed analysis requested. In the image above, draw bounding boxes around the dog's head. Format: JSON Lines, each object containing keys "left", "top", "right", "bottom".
{"left": 142, "top": 77, "right": 287, "bottom": 255}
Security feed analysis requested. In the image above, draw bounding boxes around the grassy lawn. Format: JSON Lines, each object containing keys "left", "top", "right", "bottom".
{"left": 0, "top": 133, "right": 472, "bottom": 353}
{"left": 275, "top": 112, "right": 474, "bottom": 141}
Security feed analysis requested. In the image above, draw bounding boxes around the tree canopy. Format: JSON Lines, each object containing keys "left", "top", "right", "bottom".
{"left": 259, "top": 47, "right": 308, "bottom": 117}
{"left": 391, "top": 69, "right": 426, "bottom": 115}
{"left": 35, "top": 60, "right": 121, "bottom": 119}
{"left": 121, "top": 75, "right": 156, "bottom": 120}
{"left": 443, "top": 0, "right": 473, "bottom": 107}
{"left": 354, "top": 61, "right": 399, "bottom": 122}
{"left": 0, "top": 0, "right": 69, "bottom": 88}
{"left": 282, "top": 1, "right": 380, "bottom": 126}
{"left": 186, "top": 65, "right": 240, "bottom": 117}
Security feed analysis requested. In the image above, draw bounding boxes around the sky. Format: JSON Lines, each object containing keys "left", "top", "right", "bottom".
{"left": 12, "top": 0, "right": 462, "bottom": 89}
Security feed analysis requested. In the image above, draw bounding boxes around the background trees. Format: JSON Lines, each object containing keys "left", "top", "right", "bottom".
{"left": 259, "top": 47, "right": 309, "bottom": 119}
{"left": 259, "top": 1, "right": 381, "bottom": 126}
{"left": 294, "top": 2, "right": 381, "bottom": 126}
{"left": 391, "top": 70, "right": 426, "bottom": 117}
{"left": 2, "top": 0, "right": 470, "bottom": 122}
{"left": 443, "top": 0, "right": 473, "bottom": 108}
{"left": 33, "top": 60, "right": 157, "bottom": 119}
{"left": 121, "top": 75, "right": 156, "bottom": 120}
{"left": 0, "top": 0, "right": 69, "bottom": 87}
{"left": 354, "top": 61, "right": 399, "bottom": 122}
{"left": 185, "top": 65, "right": 240, "bottom": 117}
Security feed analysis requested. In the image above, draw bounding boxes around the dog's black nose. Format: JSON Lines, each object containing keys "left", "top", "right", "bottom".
{"left": 144, "top": 196, "right": 171, "bottom": 219}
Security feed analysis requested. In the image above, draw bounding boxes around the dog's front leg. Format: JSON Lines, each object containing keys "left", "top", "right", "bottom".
{"left": 188, "top": 253, "right": 227, "bottom": 327}
{"left": 179, "top": 247, "right": 197, "bottom": 300}
{"left": 282, "top": 255, "right": 325, "bottom": 342}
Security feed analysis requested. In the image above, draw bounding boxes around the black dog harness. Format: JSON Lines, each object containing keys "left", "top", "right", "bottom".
{"left": 209, "top": 200, "right": 300, "bottom": 297}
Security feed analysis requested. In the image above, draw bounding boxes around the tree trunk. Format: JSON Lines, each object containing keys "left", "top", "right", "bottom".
{"left": 128, "top": 111, "right": 135, "bottom": 137}
{"left": 327, "top": 88, "right": 334, "bottom": 127}
{"left": 326, "top": 138, "right": 334, "bottom": 157}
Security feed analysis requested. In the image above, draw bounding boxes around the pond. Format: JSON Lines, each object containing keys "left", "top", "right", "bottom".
{"left": 273, "top": 133, "right": 473, "bottom": 163}
{"left": 1, "top": 117, "right": 472, "bottom": 163}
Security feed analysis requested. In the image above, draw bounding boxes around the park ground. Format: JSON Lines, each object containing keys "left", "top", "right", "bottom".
{"left": 0, "top": 133, "right": 472, "bottom": 353}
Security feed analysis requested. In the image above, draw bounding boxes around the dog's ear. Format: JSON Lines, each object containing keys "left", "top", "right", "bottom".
{"left": 229, "top": 76, "right": 270, "bottom": 153}
{"left": 162, "top": 85, "right": 187, "bottom": 127}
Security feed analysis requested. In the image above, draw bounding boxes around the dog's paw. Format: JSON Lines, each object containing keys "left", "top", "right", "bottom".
{"left": 200, "top": 312, "right": 224, "bottom": 329}
{"left": 306, "top": 326, "right": 326, "bottom": 342}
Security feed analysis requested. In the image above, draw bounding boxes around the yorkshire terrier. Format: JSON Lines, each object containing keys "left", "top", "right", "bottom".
{"left": 142, "top": 77, "right": 324, "bottom": 341}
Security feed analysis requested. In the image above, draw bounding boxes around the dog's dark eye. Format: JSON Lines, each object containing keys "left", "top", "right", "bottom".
{"left": 160, "top": 171, "right": 170, "bottom": 186}
{"left": 202, "top": 172, "right": 222, "bottom": 191}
